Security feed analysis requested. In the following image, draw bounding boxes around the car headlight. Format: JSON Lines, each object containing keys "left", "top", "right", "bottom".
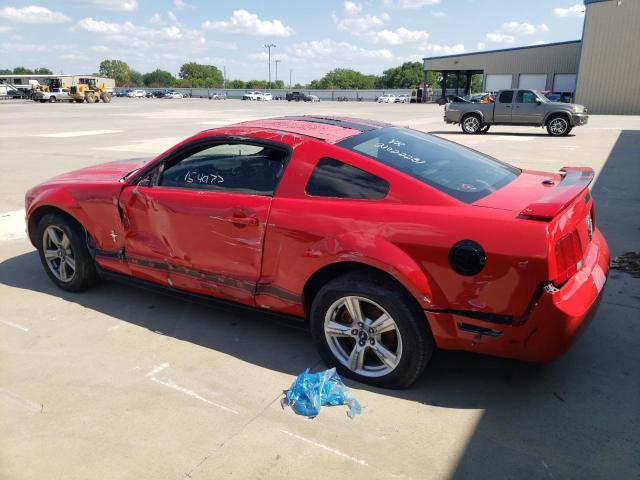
{"left": 572, "top": 106, "right": 581, "bottom": 113}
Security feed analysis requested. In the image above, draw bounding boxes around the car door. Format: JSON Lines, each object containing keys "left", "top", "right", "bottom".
{"left": 118, "top": 138, "right": 290, "bottom": 306}
{"left": 60, "top": 88, "right": 71, "bottom": 101}
{"left": 512, "top": 90, "right": 544, "bottom": 124}
{"left": 494, "top": 90, "right": 514, "bottom": 123}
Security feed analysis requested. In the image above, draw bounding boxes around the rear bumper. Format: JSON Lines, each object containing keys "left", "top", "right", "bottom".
{"left": 427, "top": 228, "right": 609, "bottom": 362}
{"left": 571, "top": 113, "right": 589, "bottom": 126}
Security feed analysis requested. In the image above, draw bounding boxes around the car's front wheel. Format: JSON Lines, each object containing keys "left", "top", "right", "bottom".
{"left": 36, "top": 213, "right": 100, "bottom": 292}
{"left": 546, "top": 115, "right": 572, "bottom": 136}
{"left": 310, "top": 272, "right": 434, "bottom": 389}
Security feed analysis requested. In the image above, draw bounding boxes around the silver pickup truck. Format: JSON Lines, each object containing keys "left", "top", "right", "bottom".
{"left": 444, "top": 89, "right": 588, "bottom": 136}
{"left": 34, "top": 87, "right": 72, "bottom": 103}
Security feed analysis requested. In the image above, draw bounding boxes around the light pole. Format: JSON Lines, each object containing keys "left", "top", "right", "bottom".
{"left": 264, "top": 43, "right": 275, "bottom": 90}
{"left": 274, "top": 59, "right": 281, "bottom": 86}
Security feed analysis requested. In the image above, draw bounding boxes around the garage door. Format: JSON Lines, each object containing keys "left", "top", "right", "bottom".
{"left": 485, "top": 75, "right": 512, "bottom": 92}
{"left": 518, "top": 74, "right": 547, "bottom": 90}
{"left": 553, "top": 74, "right": 576, "bottom": 92}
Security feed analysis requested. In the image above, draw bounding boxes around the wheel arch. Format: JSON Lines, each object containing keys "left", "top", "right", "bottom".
{"left": 544, "top": 111, "right": 570, "bottom": 125}
{"left": 27, "top": 204, "right": 86, "bottom": 248}
{"left": 461, "top": 110, "right": 484, "bottom": 123}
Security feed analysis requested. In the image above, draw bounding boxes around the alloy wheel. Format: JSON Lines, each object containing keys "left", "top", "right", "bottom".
{"left": 43, "top": 225, "right": 76, "bottom": 282}
{"left": 463, "top": 116, "right": 480, "bottom": 133}
{"left": 549, "top": 118, "right": 568, "bottom": 135}
{"left": 324, "top": 296, "right": 403, "bottom": 377}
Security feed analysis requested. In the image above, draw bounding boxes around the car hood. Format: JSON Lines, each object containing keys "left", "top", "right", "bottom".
{"left": 48, "top": 158, "right": 151, "bottom": 184}
{"left": 474, "top": 169, "right": 563, "bottom": 213}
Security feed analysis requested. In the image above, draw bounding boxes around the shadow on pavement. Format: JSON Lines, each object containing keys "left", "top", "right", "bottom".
{"left": 0, "top": 132, "right": 638, "bottom": 479}
{"left": 429, "top": 130, "right": 571, "bottom": 138}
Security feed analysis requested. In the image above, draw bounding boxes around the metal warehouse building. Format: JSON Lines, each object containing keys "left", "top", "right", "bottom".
{"left": 423, "top": 0, "right": 640, "bottom": 114}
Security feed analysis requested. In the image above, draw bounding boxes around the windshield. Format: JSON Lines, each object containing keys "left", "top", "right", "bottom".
{"left": 337, "top": 127, "right": 520, "bottom": 203}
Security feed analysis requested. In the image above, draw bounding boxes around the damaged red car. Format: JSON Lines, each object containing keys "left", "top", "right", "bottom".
{"left": 25, "top": 116, "right": 609, "bottom": 388}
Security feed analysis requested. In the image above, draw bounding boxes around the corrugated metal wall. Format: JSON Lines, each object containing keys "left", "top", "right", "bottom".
{"left": 424, "top": 42, "right": 581, "bottom": 91}
{"left": 575, "top": 0, "right": 640, "bottom": 114}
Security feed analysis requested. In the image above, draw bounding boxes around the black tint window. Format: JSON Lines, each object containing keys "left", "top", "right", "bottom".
{"left": 306, "top": 157, "right": 389, "bottom": 199}
{"left": 498, "top": 90, "right": 513, "bottom": 103}
{"left": 159, "top": 143, "right": 287, "bottom": 195}
{"left": 515, "top": 90, "right": 538, "bottom": 103}
{"left": 337, "top": 127, "right": 519, "bottom": 203}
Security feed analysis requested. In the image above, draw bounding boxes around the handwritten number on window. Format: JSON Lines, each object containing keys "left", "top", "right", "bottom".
{"left": 184, "top": 170, "right": 224, "bottom": 185}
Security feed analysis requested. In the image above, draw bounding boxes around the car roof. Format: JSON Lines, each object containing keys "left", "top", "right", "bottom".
{"left": 231, "top": 115, "right": 391, "bottom": 143}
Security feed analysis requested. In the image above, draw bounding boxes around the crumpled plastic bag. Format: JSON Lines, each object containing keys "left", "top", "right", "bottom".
{"left": 281, "top": 368, "right": 362, "bottom": 419}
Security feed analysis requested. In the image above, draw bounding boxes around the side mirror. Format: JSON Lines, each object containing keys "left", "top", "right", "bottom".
{"left": 535, "top": 97, "right": 543, "bottom": 104}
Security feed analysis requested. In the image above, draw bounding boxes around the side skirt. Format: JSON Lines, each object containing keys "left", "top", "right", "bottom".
{"left": 97, "top": 267, "right": 308, "bottom": 330}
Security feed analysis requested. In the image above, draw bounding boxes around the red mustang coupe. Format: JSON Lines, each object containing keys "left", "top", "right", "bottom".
{"left": 25, "top": 116, "right": 609, "bottom": 388}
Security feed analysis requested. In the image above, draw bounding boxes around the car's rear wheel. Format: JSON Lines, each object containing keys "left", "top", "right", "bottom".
{"left": 461, "top": 114, "right": 482, "bottom": 134}
{"left": 546, "top": 115, "right": 572, "bottom": 136}
{"left": 310, "top": 272, "right": 434, "bottom": 389}
{"left": 37, "top": 213, "right": 99, "bottom": 292}
{"left": 49, "top": 96, "right": 56, "bottom": 103}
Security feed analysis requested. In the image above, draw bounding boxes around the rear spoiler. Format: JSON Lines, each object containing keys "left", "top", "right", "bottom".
{"left": 520, "top": 167, "right": 594, "bottom": 220}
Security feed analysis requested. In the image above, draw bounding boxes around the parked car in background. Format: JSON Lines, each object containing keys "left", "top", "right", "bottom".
{"left": 127, "top": 90, "right": 147, "bottom": 98}
{"left": 308, "top": 94, "right": 320, "bottom": 102}
{"left": 242, "top": 91, "right": 262, "bottom": 100}
{"left": 164, "top": 90, "right": 184, "bottom": 99}
{"left": 34, "top": 88, "right": 72, "bottom": 103}
{"left": 25, "top": 115, "right": 609, "bottom": 388}
{"left": 210, "top": 92, "right": 227, "bottom": 100}
{"left": 378, "top": 93, "right": 396, "bottom": 103}
{"left": 395, "top": 94, "right": 410, "bottom": 103}
{"left": 444, "top": 89, "right": 588, "bottom": 136}
{"left": 286, "top": 91, "right": 312, "bottom": 102}
{"left": 151, "top": 90, "right": 165, "bottom": 98}
{"left": 116, "top": 90, "right": 130, "bottom": 97}
{"left": 543, "top": 91, "right": 573, "bottom": 103}
{"left": 258, "top": 92, "right": 273, "bottom": 101}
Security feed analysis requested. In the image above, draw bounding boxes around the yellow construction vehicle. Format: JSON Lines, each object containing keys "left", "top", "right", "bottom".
{"left": 68, "top": 77, "right": 112, "bottom": 103}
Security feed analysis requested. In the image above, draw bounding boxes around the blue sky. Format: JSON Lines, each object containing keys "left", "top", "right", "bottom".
{"left": 0, "top": 0, "right": 586, "bottom": 82}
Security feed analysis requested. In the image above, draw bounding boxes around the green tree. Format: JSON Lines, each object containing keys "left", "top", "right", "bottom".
{"left": 34, "top": 67, "right": 53, "bottom": 74}
{"left": 379, "top": 62, "right": 423, "bottom": 88}
{"left": 99, "top": 59, "right": 132, "bottom": 86}
{"left": 0, "top": 68, "right": 11, "bottom": 75}
{"left": 309, "top": 69, "right": 377, "bottom": 89}
{"left": 272, "top": 80, "right": 285, "bottom": 89}
{"left": 143, "top": 69, "right": 176, "bottom": 87}
{"left": 12, "top": 67, "right": 33, "bottom": 74}
{"left": 245, "top": 79, "right": 268, "bottom": 89}
{"left": 129, "top": 70, "right": 143, "bottom": 87}
{"left": 293, "top": 83, "right": 305, "bottom": 89}
{"left": 178, "top": 62, "right": 223, "bottom": 88}
{"left": 226, "top": 79, "right": 245, "bottom": 89}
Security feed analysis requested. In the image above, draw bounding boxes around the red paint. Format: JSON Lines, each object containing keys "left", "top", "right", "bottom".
{"left": 25, "top": 117, "right": 609, "bottom": 363}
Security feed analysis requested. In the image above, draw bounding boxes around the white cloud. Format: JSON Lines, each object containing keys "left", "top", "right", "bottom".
{"left": 421, "top": 42, "right": 466, "bottom": 55}
{"left": 167, "top": 11, "right": 178, "bottom": 23}
{"left": 476, "top": 41, "right": 486, "bottom": 50}
{"left": 369, "top": 27, "right": 428, "bottom": 45}
{"left": 486, "top": 21, "right": 549, "bottom": 44}
{"left": 173, "top": 0, "right": 191, "bottom": 10}
{"left": 61, "top": 53, "right": 87, "bottom": 61}
{"left": 69, "top": 0, "right": 138, "bottom": 12}
{"left": 149, "top": 13, "right": 164, "bottom": 25}
{"left": 532, "top": 40, "right": 546, "bottom": 45}
{"left": 332, "top": 2, "right": 390, "bottom": 34}
{"left": 76, "top": 17, "right": 120, "bottom": 34}
{"left": 288, "top": 39, "right": 393, "bottom": 61}
{"left": 163, "top": 26, "right": 182, "bottom": 40}
{"left": 0, "top": 42, "right": 46, "bottom": 52}
{"left": 397, "top": 0, "right": 441, "bottom": 8}
{"left": 90, "top": 45, "right": 110, "bottom": 52}
{"left": 0, "top": 6, "right": 70, "bottom": 24}
{"left": 553, "top": 4, "right": 585, "bottom": 17}
{"left": 202, "top": 9, "right": 293, "bottom": 37}
{"left": 0, "top": 25, "right": 12, "bottom": 32}
{"left": 431, "top": 11, "right": 447, "bottom": 17}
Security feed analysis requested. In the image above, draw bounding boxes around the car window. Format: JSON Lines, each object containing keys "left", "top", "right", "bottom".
{"left": 498, "top": 90, "right": 513, "bottom": 103}
{"left": 337, "top": 127, "right": 519, "bottom": 203}
{"left": 516, "top": 90, "right": 538, "bottom": 103}
{"left": 306, "top": 157, "right": 389, "bottom": 199}
{"left": 159, "top": 142, "right": 288, "bottom": 196}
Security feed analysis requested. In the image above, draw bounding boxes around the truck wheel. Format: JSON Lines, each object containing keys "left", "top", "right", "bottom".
{"left": 461, "top": 114, "right": 482, "bottom": 134}
{"left": 36, "top": 213, "right": 100, "bottom": 292}
{"left": 309, "top": 271, "right": 434, "bottom": 389}
{"left": 102, "top": 94, "right": 112, "bottom": 103}
{"left": 546, "top": 115, "right": 571, "bottom": 136}
{"left": 49, "top": 96, "right": 57, "bottom": 103}
{"left": 480, "top": 124, "right": 490, "bottom": 133}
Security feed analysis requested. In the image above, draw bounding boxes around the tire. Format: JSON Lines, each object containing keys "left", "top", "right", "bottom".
{"left": 480, "top": 124, "right": 490, "bottom": 133}
{"left": 102, "top": 93, "right": 112, "bottom": 103}
{"left": 461, "top": 114, "right": 482, "bottom": 134}
{"left": 85, "top": 93, "right": 95, "bottom": 103}
{"left": 49, "top": 96, "right": 57, "bottom": 103}
{"left": 309, "top": 272, "right": 434, "bottom": 389}
{"left": 546, "top": 115, "right": 571, "bottom": 136}
{"left": 36, "top": 213, "right": 99, "bottom": 292}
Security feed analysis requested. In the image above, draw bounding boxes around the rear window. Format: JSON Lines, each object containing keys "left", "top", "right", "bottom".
{"left": 337, "top": 127, "right": 519, "bottom": 203}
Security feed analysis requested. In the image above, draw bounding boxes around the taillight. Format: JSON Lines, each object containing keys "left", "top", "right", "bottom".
{"left": 554, "top": 229, "right": 583, "bottom": 285}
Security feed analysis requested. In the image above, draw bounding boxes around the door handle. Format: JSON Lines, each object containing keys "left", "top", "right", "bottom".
{"left": 505, "top": 105, "right": 512, "bottom": 108}
{"left": 224, "top": 214, "right": 258, "bottom": 226}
